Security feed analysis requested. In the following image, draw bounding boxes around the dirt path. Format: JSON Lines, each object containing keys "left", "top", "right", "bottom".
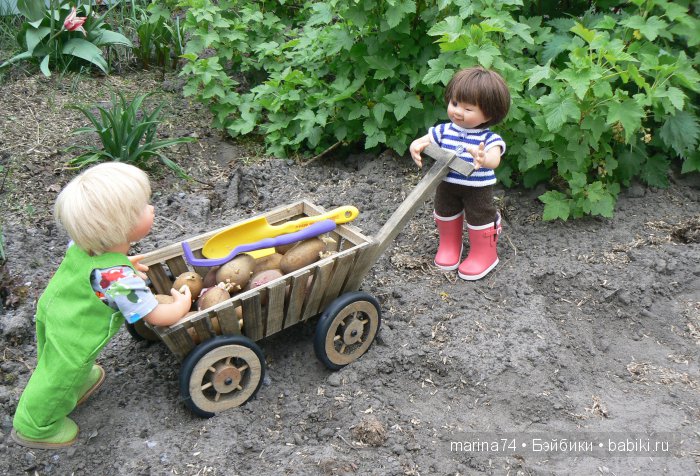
{"left": 1, "top": 73, "right": 699, "bottom": 475}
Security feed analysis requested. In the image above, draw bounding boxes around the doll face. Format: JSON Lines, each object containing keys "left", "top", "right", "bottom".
{"left": 447, "top": 99, "right": 490, "bottom": 129}
{"left": 127, "top": 204, "right": 155, "bottom": 243}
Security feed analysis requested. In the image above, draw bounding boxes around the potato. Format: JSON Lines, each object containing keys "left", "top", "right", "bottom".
{"left": 279, "top": 238, "right": 326, "bottom": 274}
{"left": 202, "top": 266, "right": 221, "bottom": 288}
{"left": 235, "top": 306, "right": 244, "bottom": 331}
{"left": 275, "top": 243, "right": 297, "bottom": 255}
{"left": 253, "top": 253, "right": 283, "bottom": 274}
{"left": 197, "top": 286, "right": 230, "bottom": 311}
{"left": 215, "top": 254, "right": 255, "bottom": 292}
{"left": 173, "top": 271, "right": 203, "bottom": 301}
{"left": 247, "top": 269, "right": 284, "bottom": 291}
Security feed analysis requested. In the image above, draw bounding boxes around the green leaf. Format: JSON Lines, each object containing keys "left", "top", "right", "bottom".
{"left": 659, "top": 110, "right": 699, "bottom": 156}
{"left": 307, "top": 3, "right": 333, "bottom": 26}
{"left": 508, "top": 20, "right": 534, "bottom": 44}
{"left": 427, "top": 16, "right": 463, "bottom": 41}
{"left": 537, "top": 93, "right": 580, "bottom": 131}
{"left": 542, "top": 34, "right": 571, "bottom": 63}
{"left": 25, "top": 26, "right": 50, "bottom": 55}
{"left": 640, "top": 154, "right": 669, "bottom": 188}
{"left": 606, "top": 99, "right": 645, "bottom": 142}
{"left": 466, "top": 43, "right": 501, "bottom": 69}
{"left": 655, "top": 86, "right": 685, "bottom": 113}
{"left": 540, "top": 190, "right": 571, "bottom": 221}
{"left": 570, "top": 22, "right": 597, "bottom": 43}
{"left": 39, "top": 54, "right": 50, "bottom": 77}
{"left": 621, "top": 15, "right": 668, "bottom": 41}
{"left": 568, "top": 172, "right": 587, "bottom": 193}
{"left": 616, "top": 148, "right": 643, "bottom": 185}
{"left": 423, "top": 57, "right": 454, "bottom": 85}
{"left": 591, "top": 80, "right": 613, "bottom": 99}
{"left": 582, "top": 182, "right": 615, "bottom": 217}
{"left": 556, "top": 68, "right": 592, "bottom": 100}
{"left": 385, "top": 0, "right": 416, "bottom": 29}
{"left": 681, "top": 151, "right": 700, "bottom": 174}
{"left": 581, "top": 114, "right": 606, "bottom": 145}
{"left": 594, "top": 15, "right": 617, "bottom": 30}
{"left": 17, "top": 0, "right": 45, "bottom": 23}
{"left": 348, "top": 105, "right": 369, "bottom": 121}
{"left": 519, "top": 140, "right": 552, "bottom": 171}
{"left": 92, "top": 30, "right": 133, "bottom": 48}
{"left": 372, "top": 103, "right": 390, "bottom": 126}
{"left": 526, "top": 61, "right": 551, "bottom": 90}
{"left": 62, "top": 39, "right": 109, "bottom": 73}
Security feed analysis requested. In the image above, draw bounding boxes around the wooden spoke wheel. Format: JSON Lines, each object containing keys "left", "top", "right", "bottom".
{"left": 125, "top": 320, "right": 160, "bottom": 342}
{"left": 179, "top": 336, "right": 265, "bottom": 417}
{"left": 314, "top": 291, "right": 381, "bottom": 370}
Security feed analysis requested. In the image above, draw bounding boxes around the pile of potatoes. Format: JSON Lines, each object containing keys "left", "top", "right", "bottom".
{"left": 157, "top": 237, "right": 334, "bottom": 342}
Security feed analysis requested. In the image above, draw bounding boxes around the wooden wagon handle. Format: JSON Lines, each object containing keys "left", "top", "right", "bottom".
{"left": 362, "top": 144, "right": 474, "bottom": 270}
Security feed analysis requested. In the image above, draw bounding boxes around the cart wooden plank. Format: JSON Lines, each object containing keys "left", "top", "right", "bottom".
{"left": 319, "top": 250, "right": 355, "bottom": 310}
{"left": 166, "top": 256, "right": 189, "bottom": 279}
{"left": 302, "top": 260, "right": 334, "bottom": 320}
{"left": 191, "top": 313, "right": 214, "bottom": 343}
{"left": 265, "top": 280, "right": 287, "bottom": 337}
{"left": 147, "top": 263, "right": 172, "bottom": 295}
{"left": 285, "top": 269, "right": 311, "bottom": 328}
{"left": 241, "top": 294, "right": 264, "bottom": 341}
{"left": 212, "top": 305, "right": 238, "bottom": 335}
{"left": 341, "top": 241, "right": 375, "bottom": 293}
{"left": 160, "top": 326, "right": 195, "bottom": 360}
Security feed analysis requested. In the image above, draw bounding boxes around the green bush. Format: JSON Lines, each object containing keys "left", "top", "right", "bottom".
{"left": 179, "top": 0, "right": 700, "bottom": 219}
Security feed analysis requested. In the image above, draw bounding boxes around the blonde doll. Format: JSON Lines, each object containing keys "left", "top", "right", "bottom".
{"left": 12, "top": 162, "right": 191, "bottom": 448}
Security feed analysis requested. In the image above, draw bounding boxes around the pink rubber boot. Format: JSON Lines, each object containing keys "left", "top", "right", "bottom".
{"left": 434, "top": 211, "right": 464, "bottom": 271}
{"left": 458, "top": 213, "right": 502, "bottom": 280}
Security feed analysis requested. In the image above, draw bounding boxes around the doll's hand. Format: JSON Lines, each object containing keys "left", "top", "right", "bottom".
{"left": 409, "top": 136, "right": 431, "bottom": 168}
{"left": 171, "top": 286, "right": 192, "bottom": 313}
{"left": 129, "top": 254, "right": 149, "bottom": 280}
{"left": 466, "top": 142, "right": 486, "bottom": 170}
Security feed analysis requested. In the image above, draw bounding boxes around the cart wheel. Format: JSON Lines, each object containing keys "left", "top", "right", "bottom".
{"left": 125, "top": 320, "right": 160, "bottom": 342}
{"left": 314, "top": 291, "right": 381, "bottom": 370}
{"left": 179, "top": 335, "right": 265, "bottom": 418}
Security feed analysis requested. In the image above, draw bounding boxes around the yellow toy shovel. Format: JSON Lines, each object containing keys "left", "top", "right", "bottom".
{"left": 202, "top": 205, "right": 359, "bottom": 259}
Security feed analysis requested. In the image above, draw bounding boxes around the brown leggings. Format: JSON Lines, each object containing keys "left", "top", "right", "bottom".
{"left": 434, "top": 181, "right": 498, "bottom": 226}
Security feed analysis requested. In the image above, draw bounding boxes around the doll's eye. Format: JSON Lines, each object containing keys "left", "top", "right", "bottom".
{"left": 451, "top": 100, "right": 458, "bottom": 107}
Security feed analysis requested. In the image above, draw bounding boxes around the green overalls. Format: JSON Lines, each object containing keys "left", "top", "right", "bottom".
{"left": 13, "top": 245, "right": 133, "bottom": 439}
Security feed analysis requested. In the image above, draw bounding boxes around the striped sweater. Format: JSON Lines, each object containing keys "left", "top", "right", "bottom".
{"left": 429, "top": 123, "right": 506, "bottom": 187}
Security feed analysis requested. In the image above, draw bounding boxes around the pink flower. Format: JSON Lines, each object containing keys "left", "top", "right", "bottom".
{"left": 64, "top": 7, "right": 87, "bottom": 36}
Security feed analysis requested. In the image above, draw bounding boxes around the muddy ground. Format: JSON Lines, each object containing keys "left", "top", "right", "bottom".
{"left": 1, "top": 72, "right": 699, "bottom": 475}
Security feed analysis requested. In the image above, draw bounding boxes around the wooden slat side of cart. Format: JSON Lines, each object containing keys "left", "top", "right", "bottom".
{"left": 138, "top": 200, "right": 376, "bottom": 360}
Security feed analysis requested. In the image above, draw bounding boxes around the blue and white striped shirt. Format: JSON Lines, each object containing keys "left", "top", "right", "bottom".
{"left": 429, "top": 123, "right": 506, "bottom": 187}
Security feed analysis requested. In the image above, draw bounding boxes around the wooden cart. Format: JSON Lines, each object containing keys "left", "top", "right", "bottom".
{"left": 129, "top": 144, "right": 469, "bottom": 417}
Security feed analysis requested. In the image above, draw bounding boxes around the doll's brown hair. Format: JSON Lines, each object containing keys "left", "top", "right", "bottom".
{"left": 444, "top": 67, "right": 511, "bottom": 127}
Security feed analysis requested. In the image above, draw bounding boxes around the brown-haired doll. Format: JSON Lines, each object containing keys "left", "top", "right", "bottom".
{"left": 410, "top": 66, "right": 511, "bottom": 280}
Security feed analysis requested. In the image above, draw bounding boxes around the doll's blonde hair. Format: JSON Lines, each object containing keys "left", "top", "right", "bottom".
{"left": 55, "top": 162, "right": 151, "bottom": 255}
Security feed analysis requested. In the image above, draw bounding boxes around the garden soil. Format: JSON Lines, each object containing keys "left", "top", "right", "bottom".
{"left": 0, "top": 72, "right": 699, "bottom": 475}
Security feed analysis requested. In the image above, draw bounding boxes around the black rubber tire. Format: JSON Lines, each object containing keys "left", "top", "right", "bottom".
{"left": 314, "top": 291, "right": 382, "bottom": 370}
{"left": 179, "top": 335, "right": 265, "bottom": 418}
